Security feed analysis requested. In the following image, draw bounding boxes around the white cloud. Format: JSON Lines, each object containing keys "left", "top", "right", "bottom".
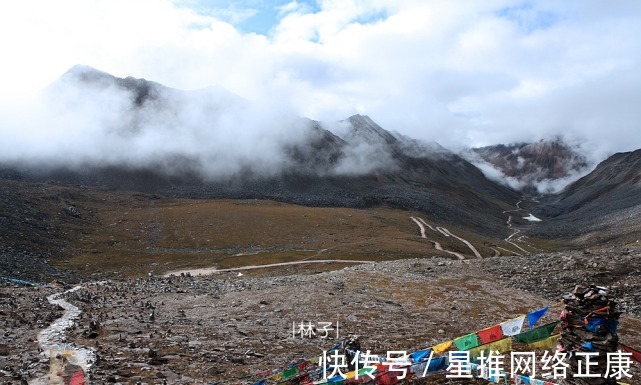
{"left": 0, "top": 0, "right": 640, "bottom": 162}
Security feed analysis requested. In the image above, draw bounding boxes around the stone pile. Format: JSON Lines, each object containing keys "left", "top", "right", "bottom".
{"left": 559, "top": 284, "right": 621, "bottom": 385}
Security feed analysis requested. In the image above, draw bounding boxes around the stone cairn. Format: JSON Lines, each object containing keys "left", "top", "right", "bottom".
{"left": 559, "top": 284, "right": 621, "bottom": 385}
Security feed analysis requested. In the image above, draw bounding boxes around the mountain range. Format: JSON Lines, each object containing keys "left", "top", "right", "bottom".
{"left": 4, "top": 65, "right": 523, "bottom": 236}
{"left": 2, "top": 66, "right": 641, "bottom": 281}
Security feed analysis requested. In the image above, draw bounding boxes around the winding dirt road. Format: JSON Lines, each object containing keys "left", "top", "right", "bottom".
{"left": 430, "top": 240, "right": 466, "bottom": 260}
{"left": 410, "top": 216, "right": 471, "bottom": 260}
{"left": 163, "top": 259, "right": 376, "bottom": 277}
{"left": 416, "top": 217, "right": 436, "bottom": 232}
{"left": 505, "top": 215, "right": 531, "bottom": 254}
{"left": 435, "top": 227, "right": 482, "bottom": 259}
{"left": 497, "top": 245, "right": 522, "bottom": 256}
{"left": 410, "top": 217, "right": 428, "bottom": 238}
{"left": 502, "top": 197, "right": 545, "bottom": 255}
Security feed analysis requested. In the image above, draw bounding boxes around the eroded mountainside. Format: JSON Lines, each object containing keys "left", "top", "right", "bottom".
{"left": 529, "top": 149, "right": 641, "bottom": 246}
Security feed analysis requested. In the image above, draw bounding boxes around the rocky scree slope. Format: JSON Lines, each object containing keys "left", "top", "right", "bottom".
{"left": 530, "top": 149, "right": 641, "bottom": 245}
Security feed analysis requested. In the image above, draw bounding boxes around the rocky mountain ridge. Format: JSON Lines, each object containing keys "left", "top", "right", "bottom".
{"left": 529, "top": 149, "right": 641, "bottom": 246}
{"left": 465, "top": 139, "right": 591, "bottom": 194}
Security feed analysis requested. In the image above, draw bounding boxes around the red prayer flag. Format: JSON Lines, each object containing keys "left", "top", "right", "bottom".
{"left": 477, "top": 324, "right": 504, "bottom": 345}
{"left": 621, "top": 343, "right": 641, "bottom": 364}
{"left": 374, "top": 363, "right": 405, "bottom": 385}
{"left": 296, "top": 361, "right": 310, "bottom": 371}
{"left": 70, "top": 370, "right": 86, "bottom": 385}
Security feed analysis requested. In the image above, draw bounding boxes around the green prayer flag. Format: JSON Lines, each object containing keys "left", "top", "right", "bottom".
{"left": 454, "top": 332, "right": 480, "bottom": 350}
{"left": 513, "top": 321, "right": 559, "bottom": 344}
{"left": 281, "top": 366, "right": 299, "bottom": 380}
{"left": 358, "top": 367, "right": 376, "bottom": 377}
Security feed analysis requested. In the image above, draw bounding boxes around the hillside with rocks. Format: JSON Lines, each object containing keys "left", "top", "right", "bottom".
{"left": 529, "top": 149, "right": 641, "bottom": 246}
{"left": 2, "top": 248, "right": 641, "bottom": 384}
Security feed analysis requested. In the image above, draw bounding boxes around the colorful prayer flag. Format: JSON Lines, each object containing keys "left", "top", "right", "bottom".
{"left": 431, "top": 340, "right": 453, "bottom": 354}
{"left": 374, "top": 363, "right": 405, "bottom": 385}
{"left": 513, "top": 322, "right": 559, "bottom": 344}
{"left": 526, "top": 307, "right": 549, "bottom": 328}
{"left": 501, "top": 316, "right": 525, "bottom": 336}
{"left": 621, "top": 343, "right": 641, "bottom": 364}
{"left": 328, "top": 374, "right": 346, "bottom": 383}
{"left": 297, "top": 361, "right": 310, "bottom": 371}
{"left": 470, "top": 362, "right": 508, "bottom": 383}
{"left": 454, "top": 332, "right": 480, "bottom": 351}
{"left": 345, "top": 367, "right": 377, "bottom": 384}
{"left": 409, "top": 356, "right": 448, "bottom": 376}
{"left": 526, "top": 334, "right": 560, "bottom": 351}
{"left": 477, "top": 324, "right": 504, "bottom": 345}
{"left": 468, "top": 337, "right": 512, "bottom": 361}
{"left": 409, "top": 348, "right": 431, "bottom": 363}
{"left": 281, "top": 366, "right": 299, "bottom": 380}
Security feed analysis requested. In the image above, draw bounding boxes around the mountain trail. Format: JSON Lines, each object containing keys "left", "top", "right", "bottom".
{"left": 410, "top": 216, "right": 427, "bottom": 238}
{"left": 435, "top": 227, "right": 482, "bottom": 259}
{"left": 410, "top": 217, "right": 470, "bottom": 260}
{"left": 430, "top": 240, "right": 465, "bottom": 260}
{"left": 417, "top": 217, "right": 436, "bottom": 232}
{"left": 497, "top": 246, "right": 522, "bottom": 256}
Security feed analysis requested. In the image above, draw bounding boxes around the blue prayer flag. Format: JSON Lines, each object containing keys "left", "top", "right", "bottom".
{"left": 428, "top": 356, "right": 447, "bottom": 372}
{"left": 410, "top": 349, "right": 432, "bottom": 363}
{"left": 526, "top": 307, "right": 549, "bottom": 328}
{"left": 582, "top": 341, "right": 595, "bottom": 351}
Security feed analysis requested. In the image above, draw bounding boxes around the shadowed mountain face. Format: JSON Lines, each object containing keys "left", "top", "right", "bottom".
{"left": 1, "top": 66, "right": 520, "bottom": 237}
{"left": 466, "top": 139, "right": 591, "bottom": 193}
{"left": 530, "top": 149, "right": 641, "bottom": 245}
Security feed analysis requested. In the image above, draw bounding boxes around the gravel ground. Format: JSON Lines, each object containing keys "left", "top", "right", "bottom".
{"left": 2, "top": 248, "right": 641, "bottom": 384}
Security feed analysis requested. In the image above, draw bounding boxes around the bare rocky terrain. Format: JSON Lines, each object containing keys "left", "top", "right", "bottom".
{"left": 2, "top": 248, "right": 641, "bottom": 384}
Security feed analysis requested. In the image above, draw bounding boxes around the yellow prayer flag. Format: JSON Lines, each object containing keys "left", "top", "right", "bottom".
{"left": 344, "top": 370, "right": 357, "bottom": 379}
{"left": 527, "top": 334, "right": 561, "bottom": 351}
{"left": 431, "top": 340, "right": 453, "bottom": 354}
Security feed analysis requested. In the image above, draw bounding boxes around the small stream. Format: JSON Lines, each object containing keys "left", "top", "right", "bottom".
{"left": 29, "top": 285, "right": 96, "bottom": 385}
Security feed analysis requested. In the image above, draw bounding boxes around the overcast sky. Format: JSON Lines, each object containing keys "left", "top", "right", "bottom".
{"left": 1, "top": 0, "right": 640, "bottom": 156}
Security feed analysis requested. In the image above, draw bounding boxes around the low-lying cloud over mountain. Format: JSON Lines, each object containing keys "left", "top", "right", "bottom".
{"left": 0, "top": 67, "right": 522, "bottom": 237}
{"left": 2, "top": 1, "right": 640, "bottom": 163}
{"left": 1, "top": 66, "right": 414, "bottom": 180}
{"left": 463, "top": 139, "right": 593, "bottom": 194}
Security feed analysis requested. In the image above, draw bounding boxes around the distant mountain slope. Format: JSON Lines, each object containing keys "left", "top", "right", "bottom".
{"left": 529, "top": 149, "right": 641, "bottom": 245}
{"left": 465, "top": 139, "right": 591, "bottom": 193}
{"left": 0, "top": 65, "right": 521, "bottom": 238}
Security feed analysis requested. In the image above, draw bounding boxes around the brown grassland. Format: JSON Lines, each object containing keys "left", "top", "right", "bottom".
{"left": 52, "top": 188, "right": 555, "bottom": 278}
